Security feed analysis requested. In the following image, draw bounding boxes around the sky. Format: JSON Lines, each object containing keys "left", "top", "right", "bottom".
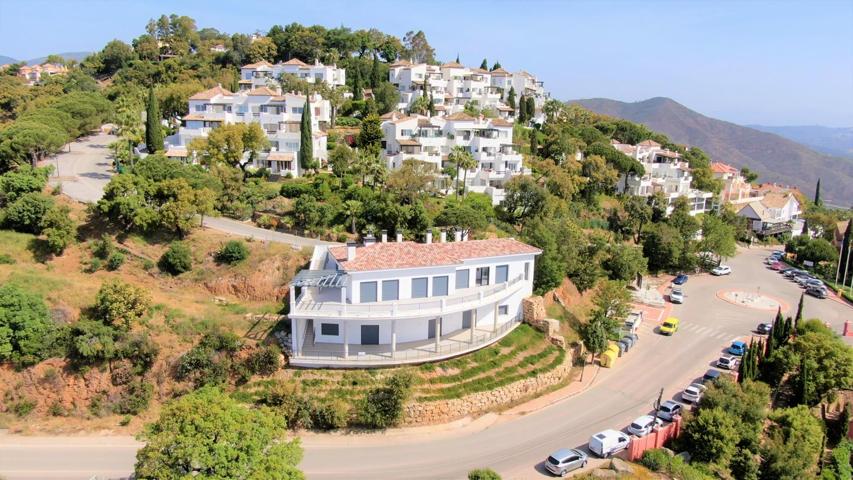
{"left": 1, "top": 0, "right": 852, "bottom": 126}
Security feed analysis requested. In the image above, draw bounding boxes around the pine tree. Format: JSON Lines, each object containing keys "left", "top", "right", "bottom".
{"left": 145, "top": 86, "right": 163, "bottom": 153}
{"left": 507, "top": 86, "right": 516, "bottom": 110}
{"left": 491, "top": 60, "right": 501, "bottom": 71}
{"left": 352, "top": 68, "right": 363, "bottom": 101}
{"left": 299, "top": 98, "right": 314, "bottom": 173}
{"left": 480, "top": 58, "right": 488, "bottom": 70}
{"left": 814, "top": 178, "right": 822, "bottom": 206}
{"left": 370, "top": 53, "right": 382, "bottom": 88}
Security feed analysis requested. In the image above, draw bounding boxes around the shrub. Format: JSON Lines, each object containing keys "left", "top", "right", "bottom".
{"left": 41, "top": 205, "right": 76, "bottom": 255}
{"left": 2, "top": 192, "right": 54, "bottom": 234}
{"left": 93, "top": 234, "right": 116, "bottom": 259}
{"left": 641, "top": 448, "right": 672, "bottom": 471}
{"left": 84, "top": 257, "right": 103, "bottom": 273}
{"left": 0, "top": 253, "right": 15, "bottom": 264}
{"left": 106, "top": 251, "right": 125, "bottom": 270}
{"left": 243, "top": 344, "right": 281, "bottom": 376}
{"left": 94, "top": 279, "right": 151, "bottom": 329}
{"left": 48, "top": 401, "right": 67, "bottom": 417}
{"left": 142, "top": 258, "right": 155, "bottom": 270}
{"left": 310, "top": 399, "right": 349, "bottom": 430}
{"left": 825, "top": 439, "right": 852, "bottom": 480}
{"left": 119, "top": 333, "right": 159, "bottom": 373}
{"left": 358, "top": 373, "right": 413, "bottom": 428}
{"left": 468, "top": 469, "right": 501, "bottom": 480}
{"left": 279, "top": 181, "right": 314, "bottom": 199}
{"left": 159, "top": 241, "right": 192, "bottom": 275}
{"left": 0, "top": 284, "right": 63, "bottom": 365}
{"left": 199, "top": 331, "right": 241, "bottom": 352}
{"left": 216, "top": 240, "right": 249, "bottom": 265}
{"left": 11, "top": 398, "right": 36, "bottom": 417}
{"left": 119, "top": 415, "right": 132, "bottom": 426}
{"left": 113, "top": 381, "right": 153, "bottom": 415}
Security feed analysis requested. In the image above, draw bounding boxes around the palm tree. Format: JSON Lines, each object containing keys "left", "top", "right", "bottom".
{"left": 342, "top": 200, "right": 362, "bottom": 234}
{"left": 456, "top": 148, "right": 477, "bottom": 198}
{"left": 448, "top": 146, "right": 467, "bottom": 200}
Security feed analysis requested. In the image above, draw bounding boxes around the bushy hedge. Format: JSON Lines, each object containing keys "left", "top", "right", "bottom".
{"left": 215, "top": 240, "right": 249, "bottom": 265}
{"left": 159, "top": 241, "right": 192, "bottom": 275}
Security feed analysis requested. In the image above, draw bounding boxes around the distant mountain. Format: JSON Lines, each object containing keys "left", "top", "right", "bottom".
{"left": 0, "top": 55, "right": 18, "bottom": 65}
{"left": 568, "top": 97, "right": 853, "bottom": 206}
{"left": 26, "top": 51, "right": 91, "bottom": 65}
{"left": 747, "top": 125, "right": 853, "bottom": 159}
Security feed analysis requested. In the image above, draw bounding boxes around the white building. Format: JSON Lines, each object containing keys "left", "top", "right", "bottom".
{"left": 239, "top": 59, "right": 346, "bottom": 90}
{"left": 380, "top": 112, "right": 527, "bottom": 204}
{"left": 287, "top": 232, "right": 541, "bottom": 367}
{"left": 736, "top": 192, "right": 802, "bottom": 236}
{"left": 710, "top": 162, "right": 752, "bottom": 204}
{"left": 613, "top": 140, "right": 713, "bottom": 215}
{"left": 165, "top": 85, "right": 330, "bottom": 177}
{"left": 388, "top": 60, "right": 549, "bottom": 120}
{"left": 13, "top": 63, "right": 67, "bottom": 85}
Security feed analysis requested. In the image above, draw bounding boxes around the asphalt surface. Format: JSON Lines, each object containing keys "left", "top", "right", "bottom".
{"left": 47, "top": 133, "right": 335, "bottom": 248}
{"left": 0, "top": 246, "right": 849, "bottom": 480}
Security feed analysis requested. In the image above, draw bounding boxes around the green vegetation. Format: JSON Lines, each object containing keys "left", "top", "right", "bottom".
{"left": 0, "top": 284, "right": 65, "bottom": 365}
{"left": 159, "top": 241, "right": 193, "bottom": 275}
{"left": 215, "top": 240, "right": 249, "bottom": 265}
{"left": 468, "top": 468, "right": 502, "bottom": 480}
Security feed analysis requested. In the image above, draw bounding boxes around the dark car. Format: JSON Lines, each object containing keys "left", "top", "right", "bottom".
{"left": 673, "top": 274, "right": 689, "bottom": 285}
{"left": 757, "top": 323, "right": 772, "bottom": 335}
{"left": 703, "top": 369, "right": 722, "bottom": 384}
{"left": 806, "top": 286, "right": 828, "bottom": 299}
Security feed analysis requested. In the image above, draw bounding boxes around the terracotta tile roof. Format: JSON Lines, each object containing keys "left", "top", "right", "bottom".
{"left": 398, "top": 139, "right": 421, "bottom": 146}
{"left": 248, "top": 86, "right": 278, "bottom": 96}
{"left": 242, "top": 61, "right": 272, "bottom": 69}
{"left": 441, "top": 61, "right": 465, "bottom": 68}
{"left": 189, "top": 85, "right": 233, "bottom": 100}
{"left": 329, "top": 238, "right": 541, "bottom": 272}
{"left": 182, "top": 113, "right": 210, "bottom": 121}
{"left": 710, "top": 162, "right": 739, "bottom": 174}
{"left": 417, "top": 118, "right": 438, "bottom": 127}
{"left": 655, "top": 150, "right": 680, "bottom": 159}
{"left": 282, "top": 58, "right": 309, "bottom": 67}
{"left": 164, "top": 147, "right": 188, "bottom": 157}
{"left": 490, "top": 118, "right": 513, "bottom": 127}
{"left": 490, "top": 67, "right": 511, "bottom": 76}
{"left": 445, "top": 112, "right": 476, "bottom": 121}
{"left": 390, "top": 59, "right": 413, "bottom": 68}
{"left": 761, "top": 192, "right": 796, "bottom": 209}
{"left": 496, "top": 104, "right": 514, "bottom": 111}
{"left": 638, "top": 139, "right": 661, "bottom": 147}
{"left": 267, "top": 151, "right": 295, "bottom": 161}
{"left": 391, "top": 115, "right": 418, "bottom": 125}
{"left": 472, "top": 68, "right": 491, "bottom": 74}
{"left": 238, "top": 79, "right": 253, "bottom": 84}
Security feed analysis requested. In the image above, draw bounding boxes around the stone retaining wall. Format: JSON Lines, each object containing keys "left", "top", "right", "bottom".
{"left": 402, "top": 346, "right": 577, "bottom": 425}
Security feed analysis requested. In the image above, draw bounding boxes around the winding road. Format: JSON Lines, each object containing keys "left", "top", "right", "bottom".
{"left": 1, "top": 247, "right": 849, "bottom": 480}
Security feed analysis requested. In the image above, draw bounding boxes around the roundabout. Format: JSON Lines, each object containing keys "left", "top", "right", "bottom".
{"left": 716, "top": 288, "right": 790, "bottom": 312}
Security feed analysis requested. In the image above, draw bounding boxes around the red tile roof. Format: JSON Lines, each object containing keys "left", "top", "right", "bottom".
{"left": 189, "top": 85, "right": 233, "bottom": 100}
{"left": 710, "top": 162, "right": 739, "bottom": 174}
{"left": 329, "top": 238, "right": 541, "bottom": 272}
{"left": 248, "top": 86, "right": 278, "bottom": 96}
{"left": 242, "top": 61, "right": 272, "bottom": 69}
{"left": 282, "top": 58, "right": 309, "bottom": 66}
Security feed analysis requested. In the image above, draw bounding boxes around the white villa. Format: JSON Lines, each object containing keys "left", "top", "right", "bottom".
{"left": 380, "top": 112, "right": 527, "bottom": 204}
{"left": 287, "top": 232, "right": 541, "bottom": 367}
{"left": 165, "top": 85, "right": 330, "bottom": 177}
{"left": 711, "top": 162, "right": 752, "bottom": 204}
{"left": 736, "top": 191, "right": 802, "bottom": 236}
{"left": 239, "top": 59, "right": 346, "bottom": 90}
{"left": 613, "top": 140, "right": 713, "bottom": 215}
{"left": 388, "top": 60, "right": 549, "bottom": 120}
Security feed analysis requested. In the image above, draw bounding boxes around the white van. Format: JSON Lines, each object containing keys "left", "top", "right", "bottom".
{"left": 625, "top": 312, "right": 644, "bottom": 333}
{"left": 588, "top": 429, "right": 631, "bottom": 458}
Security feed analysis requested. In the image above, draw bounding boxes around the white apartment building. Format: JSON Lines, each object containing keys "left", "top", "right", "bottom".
{"left": 710, "top": 162, "right": 752, "bottom": 204}
{"left": 613, "top": 140, "right": 713, "bottom": 215}
{"left": 287, "top": 232, "right": 541, "bottom": 367}
{"left": 239, "top": 59, "right": 346, "bottom": 90}
{"left": 736, "top": 192, "right": 802, "bottom": 237}
{"left": 165, "top": 85, "right": 330, "bottom": 177}
{"left": 388, "top": 60, "right": 548, "bottom": 120}
{"left": 380, "top": 112, "right": 527, "bottom": 204}
{"left": 11, "top": 63, "right": 67, "bottom": 85}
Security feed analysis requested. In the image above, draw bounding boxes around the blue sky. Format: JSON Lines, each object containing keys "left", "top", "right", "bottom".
{"left": 1, "top": 0, "right": 851, "bottom": 126}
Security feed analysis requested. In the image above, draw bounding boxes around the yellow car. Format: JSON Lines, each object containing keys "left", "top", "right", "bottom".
{"left": 660, "top": 317, "right": 680, "bottom": 335}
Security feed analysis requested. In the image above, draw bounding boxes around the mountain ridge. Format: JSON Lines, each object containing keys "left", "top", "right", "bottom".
{"left": 0, "top": 51, "right": 91, "bottom": 65}
{"left": 746, "top": 124, "right": 853, "bottom": 158}
{"left": 568, "top": 97, "right": 853, "bottom": 206}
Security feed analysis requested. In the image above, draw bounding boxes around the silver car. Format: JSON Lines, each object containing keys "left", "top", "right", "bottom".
{"left": 670, "top": 287, "right": 685, "bottom": 304}
{"left": 657, "top": 400, "right": 683, "bottom": 421}
{"left": 545, "top": 448, "right": 588, "bottom": 476}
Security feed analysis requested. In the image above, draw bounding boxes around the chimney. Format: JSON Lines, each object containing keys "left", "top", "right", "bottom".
{"left": 440, "top": 230, "right": 447, "bottom": 243}
{"left": 381, "top": 230, "right": 388, "bottom": 243}
{"left": 363, "top": 233, "right": 376, "bottom": 247}
{"left": 346, "top": 241, "right": 357, "bottom": 261}
{"left": 454, "top": 230, "right": 462, "bottom": 242}
{"left": 425, "top": 231, "right": 433, "bottom": 244}
{"left": 396, "top": 232, "right": 403, "bottom": 242}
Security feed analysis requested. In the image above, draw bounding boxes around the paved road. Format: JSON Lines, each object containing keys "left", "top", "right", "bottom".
{"left": 45, "top": 133, "right": 335, "bottom": 248}
{"left": 0, "top": 247, "right": 849, "bottom": 480}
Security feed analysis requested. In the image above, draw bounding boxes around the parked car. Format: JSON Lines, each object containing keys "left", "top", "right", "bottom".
{"left": 765, "top": 256, "right": 779, "bottom": 265}
{"left": 660, "top": 317, "right": 680, "bottom": 335}
{"left": 779, "top": 267, "right": 795, "bottom": 275}
{"left": 805, "top": 279, "right": 825, "bottom": 289}
{"left": 657, "top": 400, "right": 683, "bottom": 421}
{"left": 728, "top": 341, "right": 747, "bottom": 356}
{"left": 703, "top": 369, "right": 722, "bottom": 383}
{"left": 796, "top": 275, "right": 816, "bottom": 287}
{"left": 711, "top": 265, "right": 732, "bottom": 276}
{"left": 757, "top": 323, "right": 773, "bottom": 335}
{"left": 670, "top": 287, "right": 685, "bottom": 304}
{"left": 772, "top": 250, "right": 785, "bottom": 256}
{"left": 806, "top": 286, "right": 828, "bottom": 299}
{"left": 673, "top": 274, "right": 689, "bottom": 285}
{"left": 770, "top": 262, "right": 784, "bottom": 271}
{"left": 588, "top": 430, "right": 630, "bottom": 458}
{"left": 628, "top": 415, "right": 663, "bottom": 437}
{"left": 681, "top": 383, "right": 708, "bottom": 403}
{"left": 717, "top": 355, "right": 738, "bottom": 370}
{"left": 545, "top": 448, "right": 588, "bottom": 476}
{"left": 625, "top": 312, "right": 644, "bottom": 333}
{"left": 784, "top": 269, "right": 803, "bottom": 278}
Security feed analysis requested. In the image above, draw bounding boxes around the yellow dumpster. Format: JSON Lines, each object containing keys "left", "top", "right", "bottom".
{"left": 607, "top": 343, "right": 621, "bottom": 357}
{"left": 600, "top": 350, "right": 618, "bottom": 368}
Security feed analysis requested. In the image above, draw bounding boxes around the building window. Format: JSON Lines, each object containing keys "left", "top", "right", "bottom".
{"left": 496, "top": 265, "right": 509, "bottom": 284}
{"left": 360, "top": 281, "right": 377, "bottom": 303}
{"left": 381, "top": 280, "right": 399, "bottom": 301}
{"left": 498, "top": 305, "right": 509, "bottom": 315}
{"left": 320, "top": 323, "right": 339, "bottom": 336}
{"left": 524, "top": 262, "right": 530, "bottom": 281}
{"left": 475, "top": 267, "right": 490, "bottom": 286}
{"left": 456, "top": 269, "right": 469, "bottom": 289}
{"left": 433, "top": 276, "right": 449, "bottom": 297}
{"left": 412, "top": 277, "right": 428, "bottom": 298}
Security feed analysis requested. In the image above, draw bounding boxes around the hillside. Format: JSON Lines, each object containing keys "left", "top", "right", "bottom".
{"left": 0, "top": 52, "right": 90, "bottom": 65}
{"left": 568, "top": 97, "right": 853, "bottom": 206}
{"left": 747, "top": 124, "right": 853, "bottom": 159}
{"left": 0, "top": 55, "right": 17, "bottom": 64}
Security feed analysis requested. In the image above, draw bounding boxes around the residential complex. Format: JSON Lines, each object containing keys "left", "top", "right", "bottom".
{"left": 711, "top": 162, "right": 752, "bottom": 204}
{"left": 239, "top": 59, "right": 346, "bottom": 90}
{"left": 388, "top": 60, "right": 549, "bottom": 120}
{"left": 380, "top": 112, "right": 528, "bottom": 204}
{"left": 165, "top": 84, "right": 330, "bottom": 177}
{"left": 613, "top": 140, "right": 713, "bottom": 215}
{"left": 287, "top": 233, "right": 541, "bottom": 367}
{"left": 0, "top": 63, "right": 68, "bottom": 85}
{"left": 736, "top": 191, "right": 803, "bottom": 237}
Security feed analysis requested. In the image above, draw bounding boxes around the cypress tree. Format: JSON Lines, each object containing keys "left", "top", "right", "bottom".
{"left": 530, "top": 128, "right": 538, "bottom": 157}
{"left": 518, "top": 95, "right": 527, "bottom": 123}
{"left": 783, "top": 317, "right": 793, "bottom": 343}
{"left": 145, "top": 86, "right": 163, "bottom": 153}
{"left": 798, "top": 357, "right": 812, "bottom": 405}
{"left": 814, "top": 178, "right": 822, "bottom": 206}
{"left": 480, "top": 58, "right": 488, "bottom": 70}
{"left": 455, "top": 53, "right": 460, "bottom": 64}
{"left": 299, "top": 98, "right": 314, "bottom": 173}
{"left": 801, "top": 219, "right": 809, "bottom": 236}
{"left": 738, "top": 344, "right": 748, "bottom": 383}
{"left": 796, "top": 292, "right": 804, "bottom": 325}
{"left": 507, "top": 86, "right": 516, "bottom": 110}
{"left": 370, "top": 53, "right": 382, "bottom": 88}
{"left": 526, "top": 96, "right": 536, "bottom": 120}
{"left": 353, "top": 67, "right": 363, "bottom": 101}
{"left": 491, "top": 60, "right": 501, "bottom": 71}
{"left": 841, "top": 220, "right": 853, "bottom": 285}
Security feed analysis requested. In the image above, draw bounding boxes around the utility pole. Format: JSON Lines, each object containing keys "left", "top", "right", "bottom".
{"left": 653, "top": 388, "right": 664, "bottom": 418}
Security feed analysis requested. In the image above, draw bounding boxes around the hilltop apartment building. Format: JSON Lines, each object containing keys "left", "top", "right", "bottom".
{"left": 287, "top": 233, "right": 540, "bottom": 367}
{"left": 1, "top": 63, "right": 68, "bottom": 85}
{"left": 380, "top": 112, "right": 527, "bottom": 204}
{"left": 388, "top": 60, "right": 549, "bottom": 120}
{"left": 165, "top": 85, "right": 330, "bottom": 177}
{"left": 239, "top": 59, "right": 346, "bottom": 90}
{"left": 613, "top": 140, "right": 713, "bottom": 215}
{"left": 710, "top": 162, "right": 752, "bottom": 204}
